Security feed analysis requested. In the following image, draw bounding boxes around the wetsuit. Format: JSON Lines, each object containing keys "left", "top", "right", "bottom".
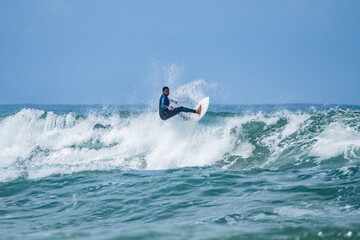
{"left": 159, "top": 94, "right": 196, "bottom": 120}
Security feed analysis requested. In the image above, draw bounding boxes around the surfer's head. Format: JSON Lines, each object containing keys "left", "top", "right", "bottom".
{"left": 162, "top": 86, "right": 169, "bottom": 96}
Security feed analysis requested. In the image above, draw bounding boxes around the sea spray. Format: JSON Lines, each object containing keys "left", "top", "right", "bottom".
{"left": 145, "top": 63, "right": 218, "bottom": 110}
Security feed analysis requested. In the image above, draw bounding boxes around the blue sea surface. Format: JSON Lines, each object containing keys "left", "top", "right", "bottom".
{"left": 0, "top": 104, "right": 360, "bottom": 239}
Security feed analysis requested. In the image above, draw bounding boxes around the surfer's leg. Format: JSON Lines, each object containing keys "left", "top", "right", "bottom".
{"left": 168, "top": 107, "right": 183, "bottom": 117}
{"left": 177, "top": 106, "right": 196, "bottom": 113}
{"left": 196, "top": 105, "right": 201, "bottom": 114}
{"left": 160, "top": 108, "right": 181, "bottom": 120}
{"left": 161, "top": 107, "right": 196, "bottom": 120}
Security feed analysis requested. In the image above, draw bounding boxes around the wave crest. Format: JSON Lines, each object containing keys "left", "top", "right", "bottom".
{"left": 0, "top": 107, "right": 360, "bottom": 181}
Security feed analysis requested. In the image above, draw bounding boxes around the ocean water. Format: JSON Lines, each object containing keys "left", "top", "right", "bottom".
{"left": 0, "top": 104, "right": 360, "bottom": 239}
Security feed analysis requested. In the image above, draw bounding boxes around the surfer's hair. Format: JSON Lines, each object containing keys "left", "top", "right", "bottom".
{"left": 162, "top": 86, "right": 169, "bottom": 92}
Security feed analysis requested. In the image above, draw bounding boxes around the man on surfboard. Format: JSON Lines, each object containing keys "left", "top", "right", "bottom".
{"left": 159, "top": 86, "right": 201, "bottom": 120}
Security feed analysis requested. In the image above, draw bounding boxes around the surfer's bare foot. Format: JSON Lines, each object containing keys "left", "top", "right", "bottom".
{"left": 196, "top": 105, "right": 202, "bottom": 115}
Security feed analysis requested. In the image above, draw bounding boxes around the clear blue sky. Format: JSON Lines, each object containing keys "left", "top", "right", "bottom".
{"left": 1, "top": 0, "right": 359, "bottom": 105}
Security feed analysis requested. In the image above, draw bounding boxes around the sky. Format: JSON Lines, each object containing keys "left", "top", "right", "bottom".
{"left": 0, "top": 0, "right": 359, "bottom": 105}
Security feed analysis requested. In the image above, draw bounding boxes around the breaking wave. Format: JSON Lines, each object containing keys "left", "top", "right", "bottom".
{"left": 1, "top": 105, "right": 360, "bottom": 181}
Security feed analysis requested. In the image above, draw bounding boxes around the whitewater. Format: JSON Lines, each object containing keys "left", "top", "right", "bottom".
{"left": 1, "top": 102, "right": 360, "bottom": 239}
{"left": 1, "top": 104, "right": 360, "bottom": 179}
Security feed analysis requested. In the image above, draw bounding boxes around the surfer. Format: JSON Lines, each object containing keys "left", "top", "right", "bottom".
{"left": 159, "top": 86, "right": 201, "bottom": 120}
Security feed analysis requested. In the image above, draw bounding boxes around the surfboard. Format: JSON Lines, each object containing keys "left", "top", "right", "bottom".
{"left": 189, "top": 97, "right": 210, "bottom": 121}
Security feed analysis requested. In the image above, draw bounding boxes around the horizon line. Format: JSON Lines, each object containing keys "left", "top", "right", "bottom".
{"left": 1, "top": 102, "right": 360, "bottom": 107}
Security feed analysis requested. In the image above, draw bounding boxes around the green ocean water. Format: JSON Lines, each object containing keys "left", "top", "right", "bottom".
{"left": 0, "top": 104, "right": 360, "bottom": 239}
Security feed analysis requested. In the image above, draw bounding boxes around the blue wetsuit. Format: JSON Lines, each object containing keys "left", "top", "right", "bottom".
{"left": 159, "top": 94, "right": 196, "bottom": 120}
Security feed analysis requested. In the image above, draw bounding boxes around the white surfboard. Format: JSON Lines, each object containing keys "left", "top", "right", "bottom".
{"left": 189, "top": 97, "right": 210, "bottom": 121}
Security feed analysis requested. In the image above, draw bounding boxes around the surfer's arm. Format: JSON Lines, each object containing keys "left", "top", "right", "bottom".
{"left": 170, "top": 99, "right": 178, "bottom": 104}
{"left": 161, "top": 96, "right": 169, "bottom": 109}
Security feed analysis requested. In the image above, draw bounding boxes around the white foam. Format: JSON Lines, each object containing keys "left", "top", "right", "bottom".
{"left": 232, "top": 141, "right": 255, "bottom": 159}
{"left": 1, "top": 104, "right": 358, "bottom": 181}
{"left": 274, "top": 206, "right": 320, "bottom": 217}
{"left": 0, "top": 108, "right": 245, "bottom": 180}
{"left": 310, "top": 122, "right": 360, "bottom": 160}
{"left": 260, "top": 111, "right": 311, "bottom": 166}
